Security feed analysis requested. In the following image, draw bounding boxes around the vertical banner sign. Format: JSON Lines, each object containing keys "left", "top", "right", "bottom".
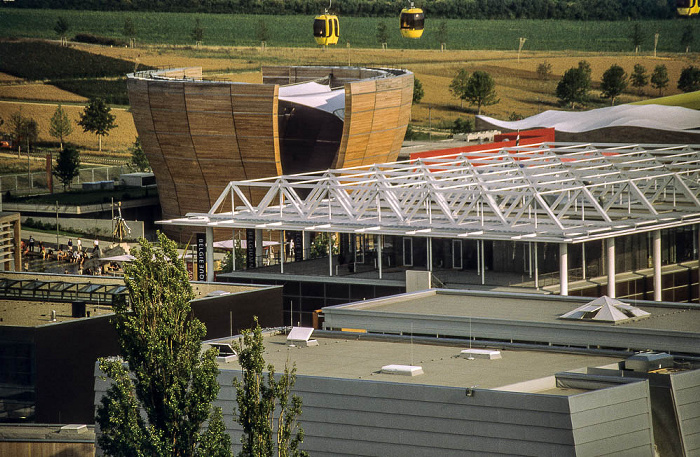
{"left": 294, "top": 231, "right": 303, "bottom": 262}
{"left": 196, "top": 233, "right": 206, "bottom": 281}
{"left": 246, "top": 228, "right": 256, "bottom": 269}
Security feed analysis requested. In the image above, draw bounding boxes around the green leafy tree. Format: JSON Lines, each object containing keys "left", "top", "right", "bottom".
{"left": 95, "top": 232, "right": 232, "bottom": 457}
{"left": 681, "top": 24, "right": 694, "bottom": 53}
{"left": 233, "top": 318, "right": 307, "bottom": 457}
{"left": 49, "top": 104, "right": 73, "bottom": 150}
{"left": 462, "top": 70, "right": 499, "bottom": 115}
{"left": 8, "top": 109, "right": 38, "bottom": 155}
{"left": 412, "top": 77, "right": 424, "bottom": 104}
{"left": 536, "top": 61, "right": 552, "bottom": 80}
{"left": 449, "top": 68, "right": 471, "bottom": 108}
{"left": 678, "top": 66, "right": 700, "bottom": 93}
{"left": 53, "top": 143, "right": 80, "bottom": 191}
{"left": 54, "top": 16, "right": 69, "bottom": 41}
{"left": 220, "top": 240, "right": 245, "bottom": 272}
{"left": 650, "top": 64, "right": 669, "bottom": 96}
{"left": 128, "top": 137, "right": 150, "bottom": 172}
{"left": 376, "top": 21, "right": 389, "bottom": 47}
{"left": 256, "top": 19, "right": 270, "bottom": 44}
{"left": 452, "top": 117, "right": 473, "bottom": 134}
{"left": 630, "top": 64, "right": 648, "bottom": 95}
{"left": 123, "top": 17, "right": 136, "bottom": 46}
{"left": 437, "top": 20, "right": 448, "bottom": 47}
{"left": 192, "top": 18, "right": 204, "bottom": 44}
{"left": 556, "top": 65, "right": 591, "bottom": 109}
{"left": 630, "top": 22, "right": 643, "bottom": 53}
{"left": 77, "top": 98, "right": 117, "bottom": 152}
{"left": 600, "top": 64, "right": 628, "bottom": 105}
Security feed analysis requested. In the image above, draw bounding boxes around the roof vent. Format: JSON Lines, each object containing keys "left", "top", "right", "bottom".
{"left": 558, "top": 296, "right": 650, "bottom": 324}
{"left": 625, "top": 352, "right": 673, "bottom": 372}
{"left": 460, "top": 349, "right": 502, "bottom": 360}
{"left": 60, "top": 424, "right": 88, "bottom": 435}
{"left": 287, "top": 327, "right": 319, "bottom": 347}
{"left": 380, "top": 364, "right": 424, "bottom": 376}
{"left": 210, "top": 343, "right": 238, "bottom": 363}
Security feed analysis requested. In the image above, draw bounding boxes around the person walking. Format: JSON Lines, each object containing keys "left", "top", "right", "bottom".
{"left": 28, "top": 236, "right": 35, "bottom": 252}
{"left": 68, "top": 238, "right": 73, "bottom": 252}
{"left": 77, "top": 238, "right": 82, "bottom": 252}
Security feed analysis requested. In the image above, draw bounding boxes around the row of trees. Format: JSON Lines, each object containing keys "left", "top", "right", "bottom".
{"left": 96, "top": 233, "right": 308, "bottom": 457}
{"left": 554, "top": 61, "right": 697, "bottom": 108}
{"left": 17, "top": 0, "right": 680, "bottom": 20}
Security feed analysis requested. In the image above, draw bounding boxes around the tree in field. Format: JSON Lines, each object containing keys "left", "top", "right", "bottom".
{"left": 630, "top": 22, "right": 643, "bottom": 53}
{"left": 8, "top": 109, "right": 38, "bottom": 155}
{"left": 123, "top": 17, "right": 136, "bottom": 47}
{"left": 96, "top": 232, "right": 231, "bottom": 457}
{"left": 256, "top": 19, "right": 270, "bottom": 45}
{"left": 53, "top": 143, "right": 80, "bottom": 191}
{"left": 536, "top": 61, "right": 552, "bottom": 80}
{"left": 630, "top": 64, "right": 648, "bottom": 95}
{"left": 449, "top": 68, "right": 471, "bottom": 108}
{"left": 650, "top": 65, "right": 669, "bottom": 96}
{"left": 412, "top": 77, "right": 424, "bottom": 104}
{"left": 452, "top": 117, "right": 473, "bottom": 134}
{"left": 77, "top": 98, "right": 117, "bottom": 153}
{"left": 192, "top": 18, "right": 204, "bottom": 45}
{"left": 128, "top": 137, "right": 150, "bottom": 172}
{"left": 54, "top": 16, "right": 69, "bottom": 44}
{"left": 600, "top": 64, "right": 628, "bottom": 105}
{"left": 437, "top": 21, "right": 448, "bottom": 49}
{"left": 678, "top": 66, "right": 700, "bottom": 93}
{"left": 556, "top": 65, "right": 591, "bottom": 109}
{"left": 49, "top": 104, "right": 73, "bottom": 150}
{"left": 681, "top": 24, "right": 694, "bottom": 53}
{"left": 376, "top": 21, "right": 389, "bottom": 47}
{"left": 462, "top": 71, "right": 499, "bottom": 115}
{"left": 233, "top": 317, "right": 307, "bottom": 457}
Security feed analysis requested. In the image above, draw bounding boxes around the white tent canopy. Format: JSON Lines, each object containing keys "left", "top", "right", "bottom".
{"left": 477, "top": 104, "right": 700, "bottom": 133}
{"left": 278, "top": 81, "right": 345, "bottom": 119}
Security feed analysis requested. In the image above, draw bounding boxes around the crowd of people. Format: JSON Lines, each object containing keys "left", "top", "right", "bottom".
{"left": 20, "top": 235, "right": 118, "bottom": 276}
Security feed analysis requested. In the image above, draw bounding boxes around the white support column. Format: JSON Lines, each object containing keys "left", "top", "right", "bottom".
{"left": 205, "top": 226, "right": 214, "bottom": 282}
{"left": 378, "top": 234, "right": 383, "bottom": 279}
{"left": 303, "top": 231, "right": 311, "bottom": 260}
{"left": 607, "top": 237, "right": 616, "bottom": 298}
{"left": 255, "top": 229, "right": 263, "bottom": 268}
{"left": 528, "top": 242, "right": 532, "bottom": 278}
{"left": 534, "top": 243, "right": 539, "bottom": 289}
{"left": 653, "top": 230, "right": 662, "bottom": 301}
{"left": 328, "top": 233, "right": 333, "bottom": 276}
{"left": 581, "top": 242, "right": 586, "bottom": 280}
{"left": 427, "top": 237, "right": 432, "bottom": 272}
{"left": 232, "top": 229, "right": 236, "bottom": 271}
{"left": 480, "top": 240, "right": 485, "bottom": 285}
{"left": 477, "top": 240, "right": 481, "bottom": 275}
{"left": 559, "top": 243, "right": 568, "bottom": 296}
{"left": 280, "top": 230, "right": 285, "bottom": 274}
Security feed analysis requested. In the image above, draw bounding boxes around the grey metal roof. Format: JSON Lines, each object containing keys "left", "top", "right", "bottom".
{"left": 159, "top": 143, "right": 700, "bottom": 243}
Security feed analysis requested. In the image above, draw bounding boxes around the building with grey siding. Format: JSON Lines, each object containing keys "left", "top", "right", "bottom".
{"left": 94, "top": 330, "right": 700, "bottom": 456}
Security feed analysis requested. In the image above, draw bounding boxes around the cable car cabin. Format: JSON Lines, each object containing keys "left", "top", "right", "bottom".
{"left": 314, "top": 15, "right": 339, "bottom": 46}
{"left": 678, "top": 0, "right": 700, "bottom": 16}
{"left": 400, "top": 7, "right": 424, "bottom": 39}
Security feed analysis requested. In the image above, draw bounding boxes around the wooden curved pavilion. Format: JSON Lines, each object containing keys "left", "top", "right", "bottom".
{"left": 127, "top": 66, "right": 414, "bottom": 238}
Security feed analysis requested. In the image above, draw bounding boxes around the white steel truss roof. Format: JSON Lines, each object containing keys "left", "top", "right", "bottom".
{"left": 160, "top": 143, "right": 700, "bottom": 243}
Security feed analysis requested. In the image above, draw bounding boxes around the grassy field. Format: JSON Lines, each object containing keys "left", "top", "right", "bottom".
{"left": 1, "top": 8, "right": 698, "bottom": 53}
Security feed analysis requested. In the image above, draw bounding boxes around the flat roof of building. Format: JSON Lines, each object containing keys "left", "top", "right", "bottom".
{"left": 210, "top": 332, "right": 621, "bottom": 395}
{"left": 347, "top": 290, "right": 700, "bottom": 333}
{"left": 320, "top": 290, "right": 700, "bottom": 355}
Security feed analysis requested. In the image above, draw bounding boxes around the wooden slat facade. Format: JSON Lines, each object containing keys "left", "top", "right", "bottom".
{"left": 128, "top": 66, "right": 412, "bottom": 239}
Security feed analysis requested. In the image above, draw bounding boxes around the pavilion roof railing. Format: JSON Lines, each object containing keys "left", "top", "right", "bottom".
{"left": 159, "top": 143, "right": 700, "bottom": 243}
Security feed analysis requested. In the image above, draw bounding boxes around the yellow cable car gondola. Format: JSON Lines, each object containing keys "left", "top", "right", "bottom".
{"left": 400, "top": 2, "right": 424, "bottom": 39}
{"left": 677, "top": 0, "right": 700, "bottom": 17}
{"left": 314, "top": 0, "right": 340, "bottom": 46}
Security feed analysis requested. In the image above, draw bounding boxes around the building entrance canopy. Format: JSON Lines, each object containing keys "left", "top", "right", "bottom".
{"left": 159, "top": 143, "right": 700, "bottom": 244}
